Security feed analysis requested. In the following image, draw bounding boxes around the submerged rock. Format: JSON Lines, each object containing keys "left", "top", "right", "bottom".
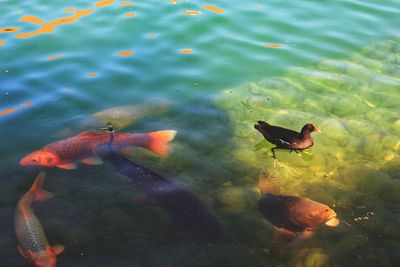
{"left": 303, "top": 248, "right": 330, "bottom": 267}
{"left": 216, "top": 186, "right": 259, "bottom": 211}
{"left": 318, "top": 118, "right": 348, "bottom": 142}
{"left": 215, "top": 37, "right": 400, "bottom": 266}
{"left": 291, "top": 248, "right": 330, "bottom": 267}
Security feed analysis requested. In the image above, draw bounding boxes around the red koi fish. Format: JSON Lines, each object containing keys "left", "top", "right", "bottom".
{"left": 20, "top": 130, "right": 177, "bottom": 169}
{"left": 15, "top": 172, "right": 64, "bottom": 267}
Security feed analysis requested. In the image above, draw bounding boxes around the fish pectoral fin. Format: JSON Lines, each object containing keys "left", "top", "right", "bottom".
{"left": 80, "top": 156, "right": 103, "bottom": 165}
{"left": 36, "top": 190, "right": 54, "bottom": 201}
{"left": 56, "top": 163, "right": 77, "bottom": 169}
{"left": 51, "top": 244, "right": 65, "bottom": 255}
{"left": 120, "top": 146, "right": 134, "bottom": 155}
{"left": 17, "top": 246, "right": 28, "bottom": 258}
{"left": 286, "top": 229, "right": 314, "bottom": 249}
{"left": 275, "top": 228, "right": 297, "bottom": 246}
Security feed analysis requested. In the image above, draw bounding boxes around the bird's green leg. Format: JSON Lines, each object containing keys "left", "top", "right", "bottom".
{"left": 271, "top": 147, "right": 277, "bottom": 159}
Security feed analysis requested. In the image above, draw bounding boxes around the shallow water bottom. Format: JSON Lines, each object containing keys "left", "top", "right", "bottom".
{"left": 1, "top": 38, "right": 400, "bottom": 267}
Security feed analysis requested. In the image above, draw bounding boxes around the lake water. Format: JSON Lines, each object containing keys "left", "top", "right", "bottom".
{"left": 1, "top": 0, "right": 399, "bottom": 266}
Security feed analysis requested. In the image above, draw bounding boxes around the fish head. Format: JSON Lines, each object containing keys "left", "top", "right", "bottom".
{"left": 32, "top": 254, "right": 56, "bottom": 267}
{"left": 293, "top": 199, "right": 338, "bottom": 228}
{"left": 325, "top": 210, "right": 340, "bottom": 227}
{"left": 20, "top": 150, "right": 61, "bottom": 167}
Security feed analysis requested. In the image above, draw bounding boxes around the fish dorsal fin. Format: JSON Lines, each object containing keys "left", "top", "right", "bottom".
{"left": 258, "top": 171, "right": 280, "bottom": 196}
{"left": 17, "top": 246, "right": 28, "bottom": 258}
{"left": 51, "top": 245, "right": 65, "bottom": 255}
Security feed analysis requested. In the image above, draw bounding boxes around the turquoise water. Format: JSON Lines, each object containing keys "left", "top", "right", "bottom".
{"left": 1, "top": 0, "right": 399, "bottom": 266}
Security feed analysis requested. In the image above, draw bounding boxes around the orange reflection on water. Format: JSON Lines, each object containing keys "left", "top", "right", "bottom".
{"left": 96, "top": 0, "right": 115, "bottom": 8}
{"left": 64, "top": 8, "right": 76, "bottom": 12}
{"left": 263, "top": 43, "right": 283, "bottom": 48}
{"left": 20, "top": 102, "right": 32, "bottom": 107}
{"left": 0, "top": 40, "right": 4, "bottom": 46}
{"left": 0, "top": 101, "right": 33, "bottom": 115}
{"left": 120, "top": 1, "right": 133, "bottom": 6}
{"left": 20, "top": 15, "right": 43, "bottom": 23}
{"left": 180, "top": 49, "right": 192, "bottom": 54}
{"left": 170, "top": 0, "right": 178, "bottom": 4}
{"left": 47, "top": 53, "right": 64, "bottom": 60}
{"left": 16, "top": 9, "right": 94, "bottom": 39}
{"left": 87, "top": 73, "right": 97, "bottom": 77}
{"left": 118, "top": 50, "right": 134, "bottom": 56}
{"left": 184, "top": 10, "right": 201, "bottom": 15}
{"left": 0, "top": 27, "right": 19, "bottom": 33}
{"left": 125, "top": 13, "right": 136, "bottom": 17}
{"left": 0, "top": 108, "right": 18, "bottom": 115}
{"left": 202, "top": 5, "right": 224, "bottom": 13}
{"left": 148, "top": 34, "right": 156, "bottom": 38}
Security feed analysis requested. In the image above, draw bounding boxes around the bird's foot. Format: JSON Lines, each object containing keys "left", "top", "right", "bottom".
{"left": 273, "top": 158, "right": 285, "bottom": 168}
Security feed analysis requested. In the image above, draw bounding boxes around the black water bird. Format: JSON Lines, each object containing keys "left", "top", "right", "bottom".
{"left": 254, "top": 121, "right": 318, "bottom": 158}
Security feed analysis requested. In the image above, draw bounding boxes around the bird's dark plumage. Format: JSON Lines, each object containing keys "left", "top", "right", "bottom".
{"left": 254, "top": 121, "right": 318, "bottom": 158}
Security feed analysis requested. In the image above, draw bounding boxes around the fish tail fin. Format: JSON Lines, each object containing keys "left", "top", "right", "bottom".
{"left": 258, "top": 171, "right": 280, "bottom": 196}
{"left": 274, "top": 228, "right": 297, "bottom": 247}
{"left": 51, "top": 245, "right": 65, "bottom": 255}
{"left": 29, "top": 171, "right": 54, "bottom": 201}
{"left": 147, "top": 130, "right": 177, "bottom": 156}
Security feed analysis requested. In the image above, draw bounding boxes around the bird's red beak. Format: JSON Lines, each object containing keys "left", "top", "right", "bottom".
{"left": 314, "top": 127, "right": 319, "bottom": 132}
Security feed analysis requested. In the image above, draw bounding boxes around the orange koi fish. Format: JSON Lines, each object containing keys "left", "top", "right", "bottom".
{"left": 15, "top": 172, "right": 64, "bottom": 267}
{"left": 20, "top": 130, "right": 177, "bottom": 169}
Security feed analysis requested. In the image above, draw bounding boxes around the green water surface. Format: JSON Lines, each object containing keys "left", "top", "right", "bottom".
{"left": 1, "top": 0, "right": 399, "bottom": 266}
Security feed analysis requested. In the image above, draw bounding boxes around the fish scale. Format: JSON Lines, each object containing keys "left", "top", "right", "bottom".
{"left": 259, "top": 195, "right": 306, "bottom": 233}
{"left": 43, "top": 132, "right": 151, "bottom": 162}
{"left": 15, "top": 210, "right": 48, "bottom": 252}
{"left": 15, "top": 172, "right": 64, "bottom": 267}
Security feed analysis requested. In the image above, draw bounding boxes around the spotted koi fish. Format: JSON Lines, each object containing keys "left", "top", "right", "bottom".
{"left": 15, "top": 172, "right": 64, "bottom": 267}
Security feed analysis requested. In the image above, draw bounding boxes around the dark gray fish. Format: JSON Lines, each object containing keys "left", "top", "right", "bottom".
{"left": 258, "top": 171, "right": 339, "bottom": 247}
{"left": 95, "top": 135, "right": 223, "bottom": 240}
